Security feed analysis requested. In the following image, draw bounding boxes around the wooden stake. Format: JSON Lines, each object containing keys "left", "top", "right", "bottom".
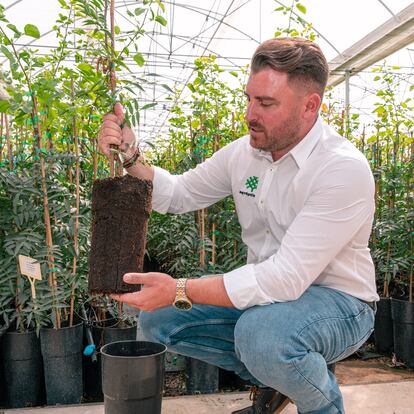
{"left": 5, "top": 114, "right": 13, "bottom": 170}
{"left": 32, "top": 98, "right": 61, "bottom": 329}
{"left": 0, "top": 113, "right": 4, "bottom": 164}
{"left": 69, "top": 79, "right": 80, "bottom": 327}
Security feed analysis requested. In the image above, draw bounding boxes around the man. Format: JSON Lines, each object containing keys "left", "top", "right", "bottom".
{"left": 99, "top": 37, "right": 378, "bottom": 414}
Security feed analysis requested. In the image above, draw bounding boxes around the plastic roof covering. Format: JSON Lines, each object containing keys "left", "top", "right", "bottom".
{"left": 1, "top": 0, "right": 413, "bottom": 141}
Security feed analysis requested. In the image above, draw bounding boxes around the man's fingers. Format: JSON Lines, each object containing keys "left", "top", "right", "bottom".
{"left": 103, "top": 113, "right": 119, "bottom": 123}
{"left": 123, "top": 273, "right": 151, "bottom": 285}
{"left": 114, "top": 102, "right": 125, "bottom": 123}
{"left": 111, "top": 293, "right": 141, "bottom": 308}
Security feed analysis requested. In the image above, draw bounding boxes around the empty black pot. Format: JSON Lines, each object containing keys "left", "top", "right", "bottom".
{"left": 391, "top": 298, "right": 414, "bottom": 369}
{"left": 1, "top": 330, "right": 45, "bottom": 408}
{"left": 186, "top": 357, "right": 219, "bottom": 394}
{"left": 101, "top": 340, "right": 166, "bottom": 414}
{"left": 83, "top": 320, "right": 137, "bottom": 400}
{"left": 374, "top": 297, "right": 394, "bottom": 354}
{"left": 40, "top": 322, "right": 83, "bottom": 405}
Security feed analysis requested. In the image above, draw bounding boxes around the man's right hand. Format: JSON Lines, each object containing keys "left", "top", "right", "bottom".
{"left": 98, "top": 103, "right": 154, "bottom": 181}
{"left": 98, "top": 102, "right": 137, "bottom": 160}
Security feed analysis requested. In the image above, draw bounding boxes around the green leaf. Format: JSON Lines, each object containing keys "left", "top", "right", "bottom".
{"left": 161, "top": 83, "right": 173, "bottom": 93}
{"left": 7, "top": 24, "right": 21, "bottom": 36}
{"left": 296, "top": 3, "right": 307, "bottom": 14}
{"left": 155, "top": 15, "right": 167, "bottom": 27}
{"left": 0, "top": 45, "right": 14, "bottom": 62}
{"left": 135, "top": 7, "right": 145, "bottom": 16}
{"left": 142, "top": 102, "right": 156, "bottom": 110}
{"left": 0, "top": 100, "right": 10, "bottom": 113}
{"left": 133, "top": 53, "right": 145, "bottom": 66}
{"left": 58, "top": 0, "right": 68, "bottom": 7}
{"left": 24, "top": 24, "right": 40, "bottom": 39}
{"left": 115, "top": 26, "right": 120, "bottom": 35}
{"left": 77, "top": 62, "right": 93, "bottom": 72}
{"left": 229, "top": 71, "right": 238, "bottom": 77}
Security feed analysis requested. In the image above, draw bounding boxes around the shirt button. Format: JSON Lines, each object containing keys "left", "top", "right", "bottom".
{"left": 260, "top": 200, "right": 264, "bottom": 204}
{"left": 266, "top": 230, "right": 270, "bottom": 234}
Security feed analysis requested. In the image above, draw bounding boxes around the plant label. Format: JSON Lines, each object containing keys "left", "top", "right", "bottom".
{"left": 18, "top": 255, "right": 42, "bottom": 280}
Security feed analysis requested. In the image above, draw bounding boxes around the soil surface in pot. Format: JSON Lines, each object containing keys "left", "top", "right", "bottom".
{"left": 89, "top": 175, "right": 152, "bottom": 294}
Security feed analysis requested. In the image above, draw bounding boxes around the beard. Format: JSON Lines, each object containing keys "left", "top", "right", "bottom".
{"left": 248, "top": 111, "right": 302, "bottom": 153}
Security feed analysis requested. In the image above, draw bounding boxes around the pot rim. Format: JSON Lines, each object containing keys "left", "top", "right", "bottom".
{"left": 101, "top": 340, "right": 166, "bottom": 359}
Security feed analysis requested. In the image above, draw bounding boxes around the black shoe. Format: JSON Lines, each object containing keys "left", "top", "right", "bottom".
{"left": 232, "top": 386, "right": 291, "bottom": 414}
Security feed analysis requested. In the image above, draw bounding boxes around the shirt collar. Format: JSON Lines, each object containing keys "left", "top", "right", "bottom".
{"left": 249, "top": 116, "right": 323, "bottom": 168}
{"left": 289, "top": 116, "right": 322, "bottom": 168}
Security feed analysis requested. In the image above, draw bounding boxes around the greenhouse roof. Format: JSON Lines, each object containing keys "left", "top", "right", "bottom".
{"left": 1, "top": 0, "right": 413, "bottom": 140}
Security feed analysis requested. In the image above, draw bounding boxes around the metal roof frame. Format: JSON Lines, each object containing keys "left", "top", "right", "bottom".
{"left": 327, "top": 3, "right": 414, "bottom": 88}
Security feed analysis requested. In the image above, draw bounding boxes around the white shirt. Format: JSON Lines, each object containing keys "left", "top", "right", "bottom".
{"left": 151, "top": 117, "right": 379, "bottom": 309}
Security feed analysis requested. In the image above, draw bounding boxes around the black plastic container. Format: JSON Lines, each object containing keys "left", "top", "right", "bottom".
{"left": 374, "top": 297, "right": 394, "bottom": 354}
{"left": 1, "top": 330, "right": 45, "bottom": 408}
{"left": 391, "top": 298, "right": 414, "bottom": 369}
{"left": 40, "top": 322, "right": 83, "bottom": 405}
{"left": 186, "top": 357, "right": 219, "bottom": 394}
{"left": 83, "top": 320, "right": 137, "bottom": 400}
{"left": 101, "top": 340, "right": 166, "bottom": 414}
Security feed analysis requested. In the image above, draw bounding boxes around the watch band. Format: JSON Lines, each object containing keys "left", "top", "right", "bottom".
{"left": 173, "top": 278, "right": 192, "bottom": 311}
{"left": 176, "top": 278, "right": 188, "bottom": 298}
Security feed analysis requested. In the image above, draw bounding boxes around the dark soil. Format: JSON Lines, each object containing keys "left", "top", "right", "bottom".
{"left": 88, "top": 175, "right": 152, "bottom": 294}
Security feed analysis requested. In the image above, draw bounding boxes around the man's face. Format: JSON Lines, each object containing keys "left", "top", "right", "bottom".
{"left": 244, "top": 68, "right": 309, "bottom": 154}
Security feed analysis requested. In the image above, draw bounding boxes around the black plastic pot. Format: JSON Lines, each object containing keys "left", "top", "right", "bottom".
{"left": 1, "top": 330, "right": 45, "bottom": 408}
{"left": 374, "top": 297, "right": 394, "bottom": 354}
{"left": 101, "top": 340, "right": 166, "bottom": 414}
{"left": 186, "top": 357, "right": 219, "bottom": 395}
{"left": 391, "top": 298, "right": 414, "bottom": 369}
{"left": 40, "top": 322, "right": 83, "bottom": 405}
{"left": 83, "top": 320, "right": 137, "bottom": 400}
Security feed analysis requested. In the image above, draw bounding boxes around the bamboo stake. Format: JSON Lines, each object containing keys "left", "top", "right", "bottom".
{"left": 5, "top": 114, "right": 13, "bottom": 170}
{"left": 0, "top": 113, "right": 4, "bottom": 164}
{"left": 409, "top": 136, "right": 413, "bottom": 303}
{"left": 231, "top": 112, "right": 238, "bottom": 259}
{"left": 211, "top": 115, "right": 220, "bottom": 267}
{"left": 32, "top": 99, "right": 61, "bottom": 329}
{"left": 93, "top": 136, "right": 98, "bottom": 181}
{"left": 199, "top": 115, "right": 206, "bottom": 269}
{"left": 110, "top": 0, "right": 123, "bottom": 315}
{"left": 69, "top": 79, "right": 80, "bottom": 327}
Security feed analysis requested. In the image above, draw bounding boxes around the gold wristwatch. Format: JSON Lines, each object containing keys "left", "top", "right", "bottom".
{"left": 173, "top": 278, "right": 192, "bottom": 311}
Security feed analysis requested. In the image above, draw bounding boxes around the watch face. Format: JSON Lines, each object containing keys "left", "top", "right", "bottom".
{"left": 174, "top": 299, "right": 192, "bottom": 311}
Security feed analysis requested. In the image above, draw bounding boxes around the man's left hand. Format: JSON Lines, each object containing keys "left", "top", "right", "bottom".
{"left": 111, "top": 272, "right": 176, "bottom": 312}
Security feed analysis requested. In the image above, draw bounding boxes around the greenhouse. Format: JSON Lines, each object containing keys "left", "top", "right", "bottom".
{"left": 0, "top": 0, "right": 413, "bottom": 413}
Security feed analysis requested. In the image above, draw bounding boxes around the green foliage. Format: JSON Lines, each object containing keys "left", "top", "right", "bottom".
{"left": 146, "top": 56, "right": 248, "bottom": 278}
{"left": 0, "top": 160, "right": 91, "bottom": 332}
{"left": 274, "top": 0, "right": 317, "bottom": 40}
{"left": 322, "top": 67, "right": 413, "bottom": 299}
{"left": 0, "top": 0, "right": 168, "bottom": 329}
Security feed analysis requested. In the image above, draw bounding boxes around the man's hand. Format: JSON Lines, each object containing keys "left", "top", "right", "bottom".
{"left": 98, "top": 102, "right": 137, "bottom": 160}
{"left": 111, "top": 272, "right": 176, "bottom": 312}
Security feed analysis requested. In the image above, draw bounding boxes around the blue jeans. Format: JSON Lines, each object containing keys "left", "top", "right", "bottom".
{"left": 140, "top": 285, "right": 375, "bottom": 414}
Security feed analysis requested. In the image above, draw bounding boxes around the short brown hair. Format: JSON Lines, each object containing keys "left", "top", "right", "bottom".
{"left": 251, "top": 37, "right": 329, "bottom": 97}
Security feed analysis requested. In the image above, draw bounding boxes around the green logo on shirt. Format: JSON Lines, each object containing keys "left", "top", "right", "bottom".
{"left": 245, "top": 176, "right": 259, "bottom": 192}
